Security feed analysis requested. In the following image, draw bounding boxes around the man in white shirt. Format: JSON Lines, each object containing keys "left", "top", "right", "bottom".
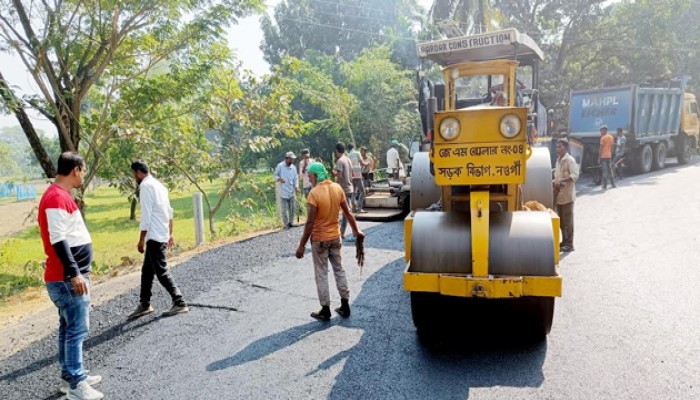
{"left": 298, "top": 149, "right": 314, "bottom": 197}
{"left": 127, "top": 160, "right": 188, "bottom": 319}
{"left": 274, "top": 151, "right": 299, "bottom": 228}
{"left": 386, "top": 140, "right": 400, "bottom": 180}
{"left": 346, "top": 143, "right": 366, "bottom": 213}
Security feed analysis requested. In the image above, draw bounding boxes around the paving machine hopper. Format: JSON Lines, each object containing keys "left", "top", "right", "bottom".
{"left": 405, "top": 28, "right": 562, "bottom": 339}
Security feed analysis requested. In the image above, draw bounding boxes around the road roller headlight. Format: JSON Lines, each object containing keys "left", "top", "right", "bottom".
{"left": 499, "top": 114, "right": 521, "bottom": 138}
{"left": 439, "top": 117, "right": 460, "bottom": 141}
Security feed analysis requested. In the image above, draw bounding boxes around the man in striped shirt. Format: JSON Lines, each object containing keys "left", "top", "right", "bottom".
{"left": 39, "top": 152, "right": 104, "bottom": 400}
{"left": 127, "top": 160, "right": 189, "bottom": 319}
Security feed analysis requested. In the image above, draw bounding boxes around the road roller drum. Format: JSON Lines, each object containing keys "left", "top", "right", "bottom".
{"left": 522, "top": 147, "right": 554, "bottom": 210}
{"left": 410, "top": 211, "right": 556, "bottom": 277}
{"left": 410, "top": 152, "right": 441, "bottom": 211}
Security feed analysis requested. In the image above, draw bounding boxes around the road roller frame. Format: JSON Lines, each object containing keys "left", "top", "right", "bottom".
{"left": 406, "top": 28, "right": 562, "bottom": 337}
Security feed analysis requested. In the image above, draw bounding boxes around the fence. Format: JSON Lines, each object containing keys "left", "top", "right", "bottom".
{"left": 0, "top": 183, "right": 37, "bottom": 201}
{"left": 0, "top": 183, "right": 12, "bottom": 198}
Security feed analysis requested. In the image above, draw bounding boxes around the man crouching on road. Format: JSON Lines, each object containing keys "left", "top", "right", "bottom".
{"left": 296, "top": 162, "right": 365, "bottom": 321}
{"left": 127, "top": 160, "right": 189, "bottom": 319}
{"left": 39, "top": 152, "right": 103, "bottom": 399}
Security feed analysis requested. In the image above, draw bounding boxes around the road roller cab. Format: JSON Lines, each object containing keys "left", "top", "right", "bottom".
{"left": 406, "top": 29, "right": 562, "bottom": 339}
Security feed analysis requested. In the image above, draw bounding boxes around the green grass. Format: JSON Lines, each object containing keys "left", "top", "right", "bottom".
{"left": 0, "top": 173, "right": 299, "bottom": 300}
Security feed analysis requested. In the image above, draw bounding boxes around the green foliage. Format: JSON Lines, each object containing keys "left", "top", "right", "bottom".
{"left": 261, "top": 0, "right": 423, "bottom": 69}
{"left": 0, "top": 0, "right": 265, "bottom": 181}
{"left": 342, "top": 46, "right": 421, "bottom": 162}
{"left": 0, "top": 242, "right": 43, "bottom": 299}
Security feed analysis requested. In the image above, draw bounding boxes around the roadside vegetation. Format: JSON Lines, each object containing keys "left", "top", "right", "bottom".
{"left": 0, "top": 173, "right": 288, "bottom": 301}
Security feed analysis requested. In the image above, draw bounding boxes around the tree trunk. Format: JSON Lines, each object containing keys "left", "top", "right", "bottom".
{"left": 130, "top": 198, "right": 137, "bottom": 220}
{"left": 208, "top": 209, "right": 217, "bottom": 238}
{"left": 0, "top": 72, "right": 57, "bottom": 178}
{"left": 56, "top": 102, "right": 81, "bottom": 152}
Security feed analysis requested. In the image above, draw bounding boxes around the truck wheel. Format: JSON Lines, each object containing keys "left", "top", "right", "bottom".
{"left": 652, "top": 143, "right": 666, "bottom": 170}
{"left": 677, "top": 136, "right": 691, "bottom": 165}
{"left": 635, "top": 144, "right": 653, "bottom": 174}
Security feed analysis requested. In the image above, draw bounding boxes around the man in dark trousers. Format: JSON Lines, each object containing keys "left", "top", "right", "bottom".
{"left": 39, "top": 152, "right": 104, "bottom": 400}
{"left": 127, "top": 160, "right": 189, "bottom": 319}
{"left": 553, "top": 139, "right": 580, "bottom": 252}
{"left": 296, "top": 162, "right": 365, "bottom": 321}
{"left": 599, "top": 125, "right": 616, "bottom": 189}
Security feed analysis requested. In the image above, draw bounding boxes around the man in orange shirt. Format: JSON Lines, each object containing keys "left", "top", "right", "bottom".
{"left": 296, "top": 162, "right": 365, "bottom": 321}
{"left": 598, "top": 125, "right": 616, "bottom": 189}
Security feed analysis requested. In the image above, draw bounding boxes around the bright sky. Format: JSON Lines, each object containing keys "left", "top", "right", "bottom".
{"left": 0, "top": 0, "right": 433, "bottom": 133}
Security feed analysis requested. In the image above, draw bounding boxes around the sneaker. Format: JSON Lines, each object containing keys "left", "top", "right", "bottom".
{"left": 162, "top": 303, "right": 189, "bottom": 317}
{"left": 127, "top": 304, "right": 154, "bottom": 320}
{"left": 344, "top": 235, "right": 356, "bottom": 243}
{"left": 67, "top": 379, "right": 104, "bottom": 400}
{"left": 334, "top": 299, "right": 351, "bottom": 318}
{"left": 61, "top": 375, "right": 102, "bottom": 394}
{"left": 561, "top": 245, "right": 575, "bottom": 252}
{"left": 358, "top": 209, "right": 368, "bottom": 214}
{"left": 311, "top": 306, "right": 331, "bottom": 321}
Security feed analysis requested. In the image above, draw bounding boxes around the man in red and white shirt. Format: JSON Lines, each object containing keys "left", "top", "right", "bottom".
{"left": 39, "top": 152, "right": 104, "bottom": 400}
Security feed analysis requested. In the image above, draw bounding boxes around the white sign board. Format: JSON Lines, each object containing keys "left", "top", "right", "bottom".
{"left": 418, "top": 29, "right": 517, "bottom": 58}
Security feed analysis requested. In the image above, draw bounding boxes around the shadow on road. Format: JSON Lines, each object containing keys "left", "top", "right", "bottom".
{"left": 0, "top": 316, "right": 159, "bottom": 386}
{"left": 207, "top": 231, "right": 548, "bottom": 399}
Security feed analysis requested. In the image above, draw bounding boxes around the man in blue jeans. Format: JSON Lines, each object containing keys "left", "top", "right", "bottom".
{"left": 39, "top": 152, "right": 103, "bottom": 400}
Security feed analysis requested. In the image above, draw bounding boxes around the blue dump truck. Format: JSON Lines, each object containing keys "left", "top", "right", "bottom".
{"left": 567, "top": 77, "right": 700, "bottom": 174}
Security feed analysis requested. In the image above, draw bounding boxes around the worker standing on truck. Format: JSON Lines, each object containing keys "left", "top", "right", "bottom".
{"left": 598, "top": 125, "right": 616, "bottom": 189}
{"left": 554, "top": 139, "right": 579, "bottom": 253}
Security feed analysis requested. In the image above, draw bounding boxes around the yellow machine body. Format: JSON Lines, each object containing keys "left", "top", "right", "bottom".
{"left": 404, "top": 57, "right": 561, "bottom": 300}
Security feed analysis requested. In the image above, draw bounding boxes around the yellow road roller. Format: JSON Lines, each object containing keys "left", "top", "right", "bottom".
{"left": 405, "top": 28, "right": 562, "bottom": 339}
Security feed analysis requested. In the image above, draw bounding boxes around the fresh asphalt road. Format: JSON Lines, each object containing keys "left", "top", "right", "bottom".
{"left": 2, "top": 160, "right": 700, "bottom": 399}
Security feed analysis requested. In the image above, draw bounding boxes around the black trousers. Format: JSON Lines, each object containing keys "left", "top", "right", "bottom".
{"left": 140, "top": 240, "right": 184, "bottom": 306}
{"left": 556, "top": 202, "right": 574, "bottom": 248}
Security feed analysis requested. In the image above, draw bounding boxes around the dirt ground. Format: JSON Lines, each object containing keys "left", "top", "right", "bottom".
{"left": 0, "top": 200, "right": 39, "bottom": 237}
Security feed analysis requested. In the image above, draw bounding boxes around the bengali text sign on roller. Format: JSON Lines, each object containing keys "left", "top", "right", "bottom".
{"left": 433, "top": 143, "right": 528, "bottom": 185}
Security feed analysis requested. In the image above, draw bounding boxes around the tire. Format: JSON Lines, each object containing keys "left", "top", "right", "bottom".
{"left": 635, "top": 144, "right": 653, "bottom": 174}
{"left": 652, "top": 142, "right": 666, "bottom": 170}
{"left": 677, "top": 135, "right": 691, "bottom": 165}
{"left": 501, "top": 297, "right": 555, "bottom": 341}
{"left": 410, "top": 292, "right": 442, "bottom": 335}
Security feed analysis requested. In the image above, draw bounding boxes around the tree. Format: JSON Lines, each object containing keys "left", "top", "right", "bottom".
{"left": 137, "top": 65, "right": 301, "bottom": 237}
{"left": 261, "top": 0, "right": 423, "bottom": 68}
{"left": 0, "top": 0, "right": 264, "bottom": 180}
{"left": 0, "top": 141, "right": 16, "bottom": 176}
{"left": 342, "top": 46, "right": 420, "bottom": 164}
{"left": 275, "top": 54, "right": 357, "bottom": 162}
{"left": 429, "top": 0, "right": 491, "bottom": 34}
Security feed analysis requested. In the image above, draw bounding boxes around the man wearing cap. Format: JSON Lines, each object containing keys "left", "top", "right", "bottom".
{"left": 386, "top": 140, "right": 400, "bottom": 180}
{"left": 274, "top": 152, "right": 299, "bottom": 228}
{"left": 298, "top": 149, "right": 314, "bottom": 197}
{"left": 296, "top": 162, "right": 365, "bottom": 321}
{"left": 598, "top": 125, "right": 616, "bottom": 190}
